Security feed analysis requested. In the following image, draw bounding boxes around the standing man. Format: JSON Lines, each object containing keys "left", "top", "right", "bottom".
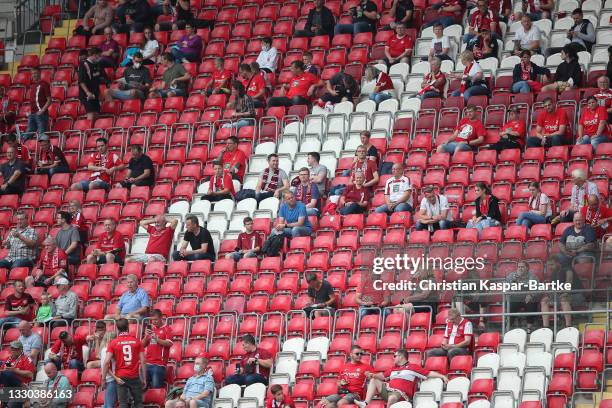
{"left": 78, "top": 47, "right": 109, "bottom": 122}
{"left": 172, "top": 215, "right": 216, "bottom": 262}
{"left": 25, "top": 67, "right": 51, "bottom": 139}
{"left": 143, "top": 309, "right": 173, "bottom": 389}
{"left": 426, "top": 308, "right": 473, "bottom": 361}
{"left": 0, "top": 212, "right": 38, "bottom": 269}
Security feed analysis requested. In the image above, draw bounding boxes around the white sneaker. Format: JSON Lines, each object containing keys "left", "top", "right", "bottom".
{"left": 354, "top": 400, "right": 367, "bottom": 408}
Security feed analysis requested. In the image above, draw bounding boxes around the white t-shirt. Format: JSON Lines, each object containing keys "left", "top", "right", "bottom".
{"left": 256, "top": 47, "right": 278, "bottom": 71}
{"left": 529, "top": 192, "right": 552, "bottom": 218}
{"left": 419, "top": 194, "right": 453, "bottom": 221}
{"left": 447, "top": 320, "right": 473, "bottom": 345}
{"left": 141, "top": 40, "right": 159, "bottom": 60}
{"left": 514, "top": 25, "right": 541, "bottom": 49}
{"left": 467, "top": 62, "right": 483, "bottom": 78}
{"left": 431, "top": 35, "right": 451, "bottom": 56}
{"left": 385, "top": 176, "right": 412, "bottom": 205}
{"left": 100, "top": 348, "right": 116, "bottom": 383}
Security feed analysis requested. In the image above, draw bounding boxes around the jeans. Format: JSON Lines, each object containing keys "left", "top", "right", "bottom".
{"left": 78, "top": 180, "right": 110, "bottom": 191}
{"left": 267, "top": 96, "right": 310, "bottom": 107}
{"left": 110, "top": 88, "right": 145, "bottom": 100}
{"left": 512, "top": 81, "right": 531, "bottom": 93}
{"left": 117, "top": 377, "right": 144, "bottom": 408}
{"left": 516, "top": 212, "right": 546, "bottom": 228}
{"left": 334, "top": 22, "right": 372, "bottom": 36}
{"left": 147, "top": 364, "right": 166, "bottom": 389}
{"left": 256, "top": 191, "right": 274, "bottom": 203}
{"left": 452, "top": 85, "right": 490, "bottom": 103}
{"left": 329, "top": 185, "right": 346, "bottom": 196}
{"left": 358, "top": 307, "right": 392, "bottom": 319}
{"left": 170, "top": 48, "right": 199, "bottom": 62}
{"left": 223, "top": 119, "right": 252, "bottom": 131}
{"left": 0, "top": 370, "right": 25, "bottom": 386}
{"left": 415, "top": 219, "right": 451, "bottom": 231}
{"left": 35, "top": 165, "right": 70, "bottom": 177}
{"left": 418, "top": 90, "right": 442, "bottom": 100}
{"left": 306, "top": 208, "right": 319, "bottom": 216}
{"left": 375, "top": 203, "right": 413, "bottom": 214}
{"left": 526, "top": 135, "right": 565, "bottom": 148}
{"left": 440, "top": 142, "right": 471, "bottom": 154}
{"left": 280, "top": 226, "right": 312, "bottom": 238}
{"left": 228, "top": 251, "right": 258, "bottom": 262}
{"left": 26, "top": 112, "right": 48, "bottom": 136}
{"left": 427, "top": 346, "right": 470, "bottom": 361}
{"left": 0, "top": 258, "right": 34, "bottom": 269}
{"left": 0, "top": 316, "right": 22, "bottom": 329}
{"left": 104, "top": 380, "right": 118, "bottom": 408}
{"left": 579, "top": 135, "right": 610, "bottom": 149}
{"left": 225, "top": 373, "right": 268, "bottom": 386}
{"left": 466, "top": 217, "right": 499, "bottom": 233}
{"left": 339, "top": 202, "right": 366, "bottom": 215}
{"left": 369, "top": 92, "right": 393, "bottom": 105}
{"left": 424, "top": 16, "right": 456, "bottom": 28}
{"left": 172, "top": 251, "right": 214, "bottom": 262}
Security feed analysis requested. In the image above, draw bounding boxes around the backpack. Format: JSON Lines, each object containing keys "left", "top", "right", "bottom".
{"left": 261, "top": 233, "right": 285, "bottom": 257}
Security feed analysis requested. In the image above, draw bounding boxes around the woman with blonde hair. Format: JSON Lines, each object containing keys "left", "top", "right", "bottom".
{"left": 449, "top": 50, "right": 490, "bottom": 103}
{"left": 364, "top": 66, "right": 395, "bottom": 105}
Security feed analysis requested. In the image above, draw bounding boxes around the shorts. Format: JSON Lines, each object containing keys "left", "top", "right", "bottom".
{"left": 96, "top": 254, "right": 123, "bottom": 265}
{"left": 158, "top": 88, "right": 186, "bottom": 98}
{"left": 79, "top": 180, "right": 110, "bottom": 191}
{"left": 380, "top": 383, "right": 406, "bottom": 403}
{"left": 80, "top": 97, "right": 101, "bottom": 113}
{"left": 326, "top": 393, "right": 360, "bottom": 404}
{"left": 128, "top": 253, "right": 166, "bottom": 263}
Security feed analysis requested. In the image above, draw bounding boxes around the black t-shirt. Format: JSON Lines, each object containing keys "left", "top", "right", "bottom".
{"left": 560, "top": 225, "right": 596, "bottom": 249}
{"left": 0, "top": 159, "right": 26, "bottom": 191}
{"left": 183, "top": 227, "right": 216, "bottom": 261}
{"left": 366, "top": 145, "right": 379, "bottom": 165}
{"left": 78, "top": 59, "right": 108, "bottom": 99}
{"left": 128, "top": 154, "right": 154, "bottom": 186}
{"left": 123, "top": 66, "right": 152, "bottom": 89}
{"left": 308, "top": 280, "right": 336, "bottom": 306}
{"left": 352, "top": 0, "right": 377, "bottom": 26}
{"left": 394, "top": 0, "right": 414, "bottom": 23}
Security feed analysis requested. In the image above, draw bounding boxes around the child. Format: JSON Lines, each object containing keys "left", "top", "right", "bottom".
{"left": 225, "top": 217, "right": 262, "bottom": 261}
{"left": 35, "top": 292, "right": 55, "bottom": 325}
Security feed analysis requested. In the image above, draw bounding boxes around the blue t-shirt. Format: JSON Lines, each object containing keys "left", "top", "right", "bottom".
{"left": 118, "top": 287, "right": 150, "bottom": 315}
{"left": 279, "top": 202, "right": 311, "bottom": 228}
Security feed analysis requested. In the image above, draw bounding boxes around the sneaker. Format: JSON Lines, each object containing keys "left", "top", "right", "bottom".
{"left": 324, "top": 102, "right": 333, "bottom": 112}
{"left": 354, "top": 401, "right": 367, "bottom": 408}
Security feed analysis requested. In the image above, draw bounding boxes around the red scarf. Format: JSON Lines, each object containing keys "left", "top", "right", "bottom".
{"left": 520, "top": 61, "right": 532, "bottom": 81}
{"left": 295, "top": 183, "right": 313, "bottom": 204}
{"left": 460, "top": 63, "right": 473, "bottom": 94}
{"left": 211, "top": 174, "right": 225, "bottom": 192}
{"left": 585, "top": 206, "right": 601, "bottom": 226}
{"left": 261, "top": 167, "right": 280, "bottom": 192}
{"left": 529, "top": 193, "right": 541, "bottom": 211}
{"left": 40, "top": 247, "right": 66, "bottom": 276}
{"left": 479, "top": 195, "right": 490, "bottom": 217}
{"left": 418, "top": 71, "right": 443, "bottom": 95}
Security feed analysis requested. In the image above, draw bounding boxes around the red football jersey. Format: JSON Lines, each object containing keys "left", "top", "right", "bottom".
{"left": 387, "top": 34, "right": 413, "bottom": 58}
{"left": 88, "top": 151, "right": 121, "bottom": 183}
{"left": 454, "top": 118, "right": 486, "bottom": 143}
{"left": 144, "top": 325, "right": 172, "bottom": 366}
{"left": 340, "top": 361, "right": 373, "bottom": 399}
{"left": 108, "top": 332, "right": 143, "bottom": 378}
{"left": 287, "top": 72, "right": 318, "bottom": 98}
{"left": 96, "top": 230, "right": 125, "bottom": 259}
{"left": 580, "top": 106, "right": 609, "bottom": 136}
{"left": 537, "top": 108, "right": 568, "bottom": 137}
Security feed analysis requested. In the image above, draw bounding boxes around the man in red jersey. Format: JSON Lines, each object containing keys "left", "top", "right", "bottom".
{"left": 427, "top": 308, "right": 474, "bottom": 361}
{"left": 463, "top": 0, "right": 499, "bottom": 46}
{"left": 383, "top": 23, "right": 413, "bottom": 67}
{"left": 267, "top": 61, "right": 322, "bottom": 107}
{"left": 0, "top": 340, "right": 35, "bottom": 387}
{"left": 103, "top": 318, "right": 146, "bottom": 408}
{"left": 26, "top": 236, "right": 69, "bottom": 288}
{"left": 203, "top": 161, "right": 236, "bottom": 202}
{"left": 356, "top": 349, "right": 447, "bottom": 407}
{"left": 321, "top": 345, "right": 373, "bottom": 407}
{"left": 25, "top": 67, "right": 51, "bottom": 139}
{"left": 417, "top": 57, "right": 447, "bottom": 100}
{"left": 0, "top": 280, "right": 35, "bottom": 328}
{"left": 487, "top": 106, "right": 526, "bottom": 152}
{"left": 86, "top": 218, "right": 125, "bottom": 265}
{"left": 527, "top": 97, "right": 568, "bottom": 148}
{"left": 577, "top": 96, "right": 610, "bottom": 149}
{"left": 143, "top": 309, "right": 173, "bottom": 389}
{"left": 217, "top": 136, "right": 247, "bottom": 181}
{"left": 239, "top": 64, "right": 267, "bottom": 108}
{"left": 49, "top": 330, "right": 87, "bottom": 371}
{"left": 581, "top": 194, "right": 612, "bottom": 239}
{"left": 70, "top": 137, "right": 121, "bottom": 191}
{"left": 224, "top": 334, "right": 273, "bottom": 386}
{"left": 266, "top": 384, "right": 294, "bottom": 408}
{"left": 206, "top": 57, "right": 231, "bottom": 99}
{"left": 437, "top": 105, "right": 486, "bottom": 155}
{"left": 225, "top": 217, "right": 262, "bottom": 262}
{"left": 126, "top": 214, "right": 178, "bottom": 263}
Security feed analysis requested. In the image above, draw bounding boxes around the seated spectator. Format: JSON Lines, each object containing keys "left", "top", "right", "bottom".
{"left": 395, "top": 268, "right": 438, "bottom": 313}
{"left": 356, "top": 349, "right": 448, "bottom": 407}
{"left": 541, "top": 257, "right": 583, "bottom": 329}
{"left": 515, "top": 0, "right": 553, "bottom": 21}
{"left": 556, "top": 169, "right": 599, "bottom": 223}
{"left": 206, "top": 57, "right": 231, "bottom": 99}
{"left": 225, "top": 217, "right": 262, "bottom": 262}
{"left": 390, "top": 0, "right": 414, "bottom": 28}
{"left": 541, "top": 45, "right": 582, "bottom": 93}
{"left": 217, "top": 136, "right": 247, "bottom": 182}
{"left": 26, "top": 237, "right": 69, "bottom": 288}
{"left": 512, "top": 50, "right": 551, "bottom": 94}
{"left": 450, "top": 51, "right": 490, "bottom": 103}
{"left": 116, "top": 144, "right": 155, "bottom": 189}
{"left": 469, "top": 29, "right": 498, "bottom": 60}
{"left": 35, "top": 292, "right": 55, "bottom": 325}
{"left": 466, "top": 182, "right": 502, "bottom": 233}
{"left": 222, "top": 81, "right": 256, "bottom": 131}
{"left": 50, "top": 278, "right": 79, "bottom": 328}
{"left": 0, "top": 212, "right": 38, "bottom": 269}
{"left": 0, "top": 341, "right": 34, "bottom": 388}
{"left": 417, "top": 57, "right": 446, "bottom": 100}
{"left": 49, "top": 330, "right": 87, "bottom": 371}
{"left": 203, "top": 161, "right": 235, "bottom": 202}
{"left": 321, "top": 345, "right": 373, "bottom": 407}
{"left": 424, "top": 23, "right": 452, "bottom": 62}
{"left": 356, "top": 274, "right": 391, "bottom": 318}
{"left": 267, "top": 61, "right": 321, "bottom": 107}
{"left": 0, "top": 89, "right": 16, "bottom": 134}
{"left": 126, "top": 215, "right": 178, "bottom": 263}
{"left": 334, "top": 0, "right": 379, "bottom": 36}
{"left": 254, "top": 153, "right": 290, "bottom": 202}
{"left": 69, "top": 200, "right": 89, "bottom": 245}
{"left": 594, "top": 76, "right": 612, "bottom": 123}
{"left": 156, "top": 0, "right": 202, "bottom": 31}
{"left": 70, "top": 137, "right": 121, "bottom": 192}
{"left": 305, "top": 272, "right": 337, "bottom": 317}
{"left": 106, "top": 52, "right": 152, "bottom": 101}
{"left": 271, "top": 191, "right": 312, "bottom": 239}
{"left": 73, "top": 0, "right": 114, "bottom": 37}
{"left": 25, "top": 67, "right": 51, "bottom": 139}
{"left": 165, "top": 356, "right": 214, "bottom": 407}
{"left": 78, "top": 47, "right": 110, "bottom": 122}
{"left": 515, "top": 182, "right": 552, "bottom": 229}
{"left": 338, "top": 171, "right": 371, "bottom": 215}
{"left": 303, "top": 52, "right": 321, "bottom": 77}
{"left": 424, "top": 0, "right": 465, "bottom": 28}
{"left": 415, "top": 187, "right": 452, "bottom": 231}
{"left": 582, "top": 194, "right": 611, "bottom": 239}
{"left": 526, "top": 97, "right": 568, "bottom": 148}
{"left": 294, "top": 0, "right": 335, "bottom": 38}
{"left": 84, "top": 320, "right": 107, "bottom": 369}
{"left": 99, "top": 27, "right": 120, "bottom": 68}
{"left": 85, "top": 218, "right": 125, "bottom": 265}
{"left": 266, "top": 385, "right": 295, "bottom": 408}
{"left": 114, "top": 0, "right": 154, "bottom": 33}
{"left": 173, "top": 215, "right": 216, "bottom": 261}
{"left": 17, "top": 321, "right": 42, "bottom": 365}
{"left": 127, "top": 27, "right": 159, "bottom": 65}
{"left": 0, "top": 147, "right": 27, "bottom": 196}
{"left": 437, "top": 104, "right": 485, "bottom": 154}
{"left": 382, "top": 23, "right": 413, "bottom": 67}
{"left": 557, "top": 212, "right": 597, "bottom": 268}
{"left": 148, "top": 53, "right": 191, "bottom": 98}
{"left": 293, "top": 167, "right": 320, "bottom": 216}
{"left": 4, "top": 133, "right": 32, "bottom": 168}
{"left": 486, "top": 106, "right": 525, "bottom": 152}
{"left": 170, "top": 23, "right": 202, "bottom": 63}
{"left": 256, "top": 37, "right": 278, "bottom": 73}
{"left": 105, "top": 274, "right": 150, "bottom": 320}
{"left": 566, "top": 8, "right": 595, "bottom": 53}
{"left": 39, "top": 361, "right": 73, "bottom": 407}
{"left": 375, "top": 163, "right": 414, "bottom": 214}
{"left": 143, "top": 309, "right": 173, "bottom": 389}
{"left": 307, "top": 152, "right": 328, "bottom": 196}
{"left": 577, "top": 96, "right": 610, "bottom": 149}
{"left": 463, "top": 0, "right": 499, "bottom": 46}
{"left": 239, "top": 64, "right": 267, "bottom": 108}
{"left": 225, "top": 334, "right": 273, "bottom": 386}
{"left": 364, "top": 66, "right": 394, "bottom": 105}
{"left": 341, "top": 145, "right": 379, "bottom": 193}
{"left": 34, "top": 134, "right": 69, "bottom": 177}
{"left": 505, "top": 260, "right": 540, "bottom": 332}
{"left": 512, "top": 15, "right": 542, "bottom": 56}
{"left": 0, "top": 281, "right": 35, "bottom": 329}
{"left": 426, "top": 308, "right": 473, "bottom": 360}
{"left": 315, "top": 70, "right": 359, "bottom": 110}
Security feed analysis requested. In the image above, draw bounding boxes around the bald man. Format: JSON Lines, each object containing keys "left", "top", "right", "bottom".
{"left": 126, "top": 215, "right": 178, "bottom": 263}
{"left": 557, "top": 212, "right": 598, "bottom": 268}
{"left": 17, "top": 321, "right": 42, "bottom": 364}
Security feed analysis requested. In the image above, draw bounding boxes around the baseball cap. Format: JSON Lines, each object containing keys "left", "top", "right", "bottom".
{"left": 10, "top": 340, "right": 22, "bottom": 349}
{"left": 55, "top": 277, "right": 70, "bottom": 286}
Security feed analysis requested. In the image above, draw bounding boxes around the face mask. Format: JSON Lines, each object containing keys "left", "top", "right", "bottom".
{"left": 133, "top": 62, "right": 141, "bottom": 69}
{"left": 262, "top": 44, "right": 270, "bottom": 51}
{"left": 193, "top": 364, "right": 202, "bottom": 373}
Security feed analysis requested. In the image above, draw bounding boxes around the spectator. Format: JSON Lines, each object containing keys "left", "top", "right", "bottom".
{"left": 84, "top": 320, "right": 107, "bottom": 369}
{"left": 100, "top": 331, "right": 118, "bottom": 408}
{"left": 86, "top": 218, "right": 125, "bottom": 265}
{"left": 74, "top": 0, "right": 114, "bottom": 37}
{"left": 99, "top": 27, "right": 120, "bottom": 68}
{"left": 143, "top": 309, "right": 173, "bottom": 389}
{"left": 556, "top": 169, "right": 599, "bottom": 223}
{"left": 225, "top": 217, "right": 262, "bottom": 262}
{"left": 390, "top": 0, "right": 414, "bottom": 28}
{"left": 426, "top": 308, "right": 473, "bottom": 360}
{"left": 567, "top": 8, "right": 595, "bottom": 53}
{"left": 126, "top": 215, "right": 178, "bottom": 263}
{"left": 69, "top": 200, "right": 89, "bottom": 245}
{"left": 295, "top": 0, "right": 336, "bottom": 38}
{"left": 469, "top": 29, "right": 499, "bottom": 60}
{"left": 346, "top": 145, "right": 379, "bottom": 191}
{"left": 256, "top": 37, "right": 278, "bottom": 73}
{"left": 557, "top": 212, "right": 597, "bottom": 268}
{"left": 417, "top": 57, "right": 446, "bottom": 100}
{"left": 24, "top": 67, "right": 51, "bottom": 138}
{"left": 17, "top": 321, "right": 42, "bottom": 365}
{"left": 581, "top": 194, "right": 611, "bottom": 239}
{"left": 437, "top": 104, "right": 486, "bottom": 154}
{"left": 0, "top": 147, "right": 27, "bottom": 195}
{"left": 512, "top": 15, "right": 541, "bottom": 56}
{"left": 515, "top": 182, "right": 552, "bottom": 229}
{"left": 128, "top": 27, "right": 159, "bottom": 65}
{"left": 39, "top": 362, "right": 73, "bottom": 407}
{"left": 170, "top": 23, "right": 202, "bottom": 63}
{"left": 255, "top": 153, "right": 290, "bottom": 202}
{"left": 116, "top": 144, "right": 155, "bottom": 189}
{"left": 338, "top": 171, "right": 371, "bottom": 215}
{"left": 307, "top": 152, "right": 328, "bottom": 196}
{"left": 303, "top": 52, "right": 321, "bottom": 77}
{"left": 516, "top": 0, "right": 553, "bottom": 21}
{"left": 3, "top": 133, "right": 32, "bottom": 168}
{"left": 0, "top": 89, "right": 16, "bottom": 134}
{"left": 203, "top": 161, "right": 235, "bottom": 202}
{"left": 463, "top": 0, "right": 499, "bottom": 46}
{"left": 466, "top": 182, "right": 502, "bottom": 233}
{"left": 55, "top": 211, "right": 81, "bottom": 266}
{"left": 35, "top": 292, "right": 55, "bottom": 325}
{"left": 217, "top": 136, "right": 247, "bottom": 181}
{"left": 49, "top": 330, "right": 87, "bottom": 371}
{"left": 541, "top": 257, "right": 582, "bottom": 329}
{"left": 359, "top": 131, "right": 379, "bottom": 164}
{"left": 541, "top": 45, "right": 582, "bottom": 93}
{"left": 321, "top": 345, "right": 374, "bottom": 407}
{"left": 267, "top": 61, "right": 321, "bottom": 107}
{"left": 272, "top": 191, "right": 313, "bottom": 239}
{"left": 78, "top": 47, "right": 110, "bottom": 122}
{"left": 375, "top": 163, "right": 413, "bottom": 214}
{"left": 114, "top": 0, "right": 153, "bottom": 33}
{"left": 165, "top": 356, "right": 214, "bottom": 408}
{"left": 424, "top": 23, "right": 452, "bottom": 62}
{"left": 266, "top": 385, "right": 295, "bottom": 408}
{"left": 395, "top": 268, "right": 438, "bottom": 313}
{"left": 103, "top": 318, "right": 146, "bottom": 408}
{"left": 424, "top": 0, "right": 465, "bottom": 28}
{"left": 50, "top": 278, "right": 79, "bottom": 328}
{"left": 0, "top": 281, "right": 35, "bottom": 328}
{"left": 305, "top": 271, "right": 337, "bottom": 317}
{"left": 106, "top": 274, "right": 150, "bottom": 320}
{"left": 487, "top": 106, "right": 526, "bottom": 152}
{"left": 173, "top": 215, "right": 216, "bottom": 261}
{"left": 356, "top": 349, "right": 448, "bottom": 407}
{"left": 505, "top": 260, "right": 540, "bottom": 332}
{"left": 225, "top": 334, "right": 273, "bottom": 386}
{"left": 334, "top": 0, "right": 378, "bottom": 36}
{"left": 106, "top": 52, "right": 152, "bottom": 101}
{"left": 356, "top": 275, "right": 391, "bottom": 318}
{"left": 222, "top": 81, "right": 256, "bottom": 131}
{"left": 71, "top": 138, "right": 121, "bottom": 192}
{"left": 206, "top": 57, "right": 231, "bottom": 100}
{"left": 315, "top": 70, "right": 359, "bottom": 110}
{"left": 364, "top": 66, "right": 394, "bottom": 105}
{"left": 449, "top": 51, "right": 490, "bottom": 103}
{"left": 26, "top": 237, "right": 69, "bottom": 288}
{"left": 415, "top": 187, "right": 452, "bottom": 231}
{"left": 156, "top": 0, "right": 194, "bottom": 31}
{"left": 0, "top": 341, "right": 34, "bottom": 388}
{"left": 577, "top": 96, "right": 610, "bottom": 149}
{"left": 608, "top": 46, "right": 612, "bottom": 84}
{"left": 0, "top": 212, "right": 38, "bottom": 269}
{"left": 526, "top": 97, "right": 568, "bottom": 148}
{"left": 511, "top": 50, "right": 551, "bottom": 94}
{"left": 148, "top": 53, "right": 191, "bottom": 98}
{"left": 293, "top": 167, "right": 320, "bottom": 217}
{"left": 594, "top": 76, "right": 612, "bottom": 123}
{"left": 34, "top": 134, "right": 69, "bottom": 177}
{"left": 239, "top": 64, "right": 267, "bottom": 108}
{"left": 382, "top": 23, "right": 413, "bottom": 67}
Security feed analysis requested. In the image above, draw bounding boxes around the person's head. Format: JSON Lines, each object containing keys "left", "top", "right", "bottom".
{"left": 214, "top": 57, "right": 224, "bottom": 72}
{"left": 130, "top": 144, "right": 143, "bottom": 160}
{"left": 587, "top": 95, "right": 598, "bottom": 110}
{"left": 542, "top": 97, "right": 555, "bottom": 113}
{"left": 239, "top": 63, "right": 252, "bottom": 79}
{"left": 250, "top": 61, "right": 260, "bottom": 73}
{"left": 13, "top": 280, "right": 25, "bottom": 295}
{"left": 59, "top": 331, "right": 73, "bottom": 345}
{"left": 573, "top": 211, "right": 585, "bottom": 229}
{"left": 131, "top": 52, "right": 144, "bottom": 69}
{"left": 69, "top": 200, "right": 81, "bottom": 214}
{"left": 480, "top": 29, "right": 491, "bottom": 41}
{"left": 587, "top": 194, "right": 600, "bottom": 210}
{"left": 185, "top": 215, "right": 200, "bottom": 233}
{"left": 528, "top": 182, "right": 540, "bottom": 198}
{"left": 17, "top": 321, "right": 32, "bottom": 337}
{"left": 261, "top": 37, "right": 272, "bottom": 51}
{"left": 79, "top": 49, "right": 88, "bottom": 62}
{"left": 360, "top": 130, "right": 371, "bottom": 145}
{"left": 315, "top": 0, "right": 324, "bottom": 8}
{"left": 395, "top": 22, "right": 406, "bottom": 36}
{"left": 561, "top": 45, "right": 577, "bottom": 62}
{"left": 5, "top": 146, "right": 15, "bottom": 161}
{"left": 392, "top": 163, "right": 404, "bottom": 178}
{"left": 291, "top": 60, "right": 305, "bottom": 75}
{"left": 38, "top": 134, "right": 51, "bottom": 151}
{"left": 423, "top": 186, "right": 437, "bottom": 203}
{"left": 144, "top": 26, "right": 154, "bottom": 40}
{"left": 270, "top": 384, "right": 285, "bottom": 403}
{"left": 243, "top": 217, "right": 254, "bottom": 233}
{"left": 268, "top": 153, "right": 279, "bottom": 169}
{"left": 126, "top": 274, "right": 139, "bottom": 292}
{"left": 306, "top": 272, "right": 320, "bottom": 289}
{"left": 447, "top": 308, "right": 462, "bottom": 324}
{"left": 349, "top": 345, "right": 364, "bottom": 363}
{"left": 226, "top": 136, "right": 238, "bottom": 152}
{"left": 40, "top": 292, "right": 51, "bottom": 305}
{"left": 103, "top": 217, "right": 116, "bottom": 234}
{"left": 393, "top": 349, "right": 409, "bottom": 365}
{"left": 430, "top": 56, "right": 442, "bottom": 72}
{"left": 477, "top": 0, "right": 488, "bottom": 11}
{"left": 474, "top": 182, "right": 490, "bottom": 198}
{"left": 153, "top": 214, "right": 166, "bottom": 230}
{"left": 96, "top": 137, "right": 108, "bottom": 154}
{"left": 283, "top": 190, "right": 296, "bottom": 207}
{"left": 232, "top": 80, "right": 246, "bottom": 98}
{"left": 116, "top": 318, "right": 129, "bottom": 333}
{"left": 507, "top": 106, "right": 520, "bottom": 120}
{"left": 597, "top": 75, "right": 610, "bottom": 90}
{"left": 31, "top": 67, "right": 40, "bottom": 82}
{"left": 97, "top": 0, "right": 108, "bottom": 7}
{"left": 185, "top": 22, "right": 195, "bottom": 35}
{"left": 94, "top": 320, "right": 106, "bottom": 339}
{"left": 15, "top": 211, "right": 28, "bottom": 229}
{"left": 356, "top": 145, "right": 367, "bottom": 160}
{"left": 521, "top": 14, "right": 532, "bottom": 30}
{"left": 354, "top": 171, "right": 365, "bottom": 187}
{"left": 465, "top": 104, "right": 477, "bottom": 119}
{"left": 5, "top": 133, "right": 17, "bottom": 147}
{"left": 433, "top": 23, "right": 444, "bottom": 37}
{"left": 43, "top": 236, "right": 57, "bottom": 253}
{"left": 241, "top": 334, "right": 257, "bottom": 352}
{"left": 212, "top": 160, "right": 224, "bottom": 177}
{"left": 44, "top": 361, "right": 58, "bottom": 379}
{"left": 162, "top": 52, "right": 174, "bottom": 67}
{"left": 193, "top": 356, "right": 208, "bottom": 374}
{"left": 571, "top": 7, "right": 583, "bottom": 24}
{"left": 104, "top": 26, "right": 113, "bottom": 39}
{"left": 460, "top": 50, "right": 475, "bottom": 66}
{"left": 307, "top": 152, "right": 320, "bottom": 167}
{"left": 571, "top": 168, "right": 587, "bottom": 187}
{"left": 150, "top": 308, "right": 163, "bottom": 327}
{"left": 88, "top": 47, "right": 102, "bottom": 64}
{"left": 516, "top": 260, "right": 529, "bottom": 276}
{"left": 520, "top": 50, "right": 532, "bottom": 64}
{"left": 54, "top": 277, "right": 70, "bottom": 293}
{"left": 303, "top": 51, "right": 313, "bottom": 66}
{"left": 364, "top": 66, "right": 380, "bottom": 82}
{"left": 298, "top": 167, "right": 310, "bottom": 185}
{"left": 174, "top": 401, "right": 187, "bottom": 408}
